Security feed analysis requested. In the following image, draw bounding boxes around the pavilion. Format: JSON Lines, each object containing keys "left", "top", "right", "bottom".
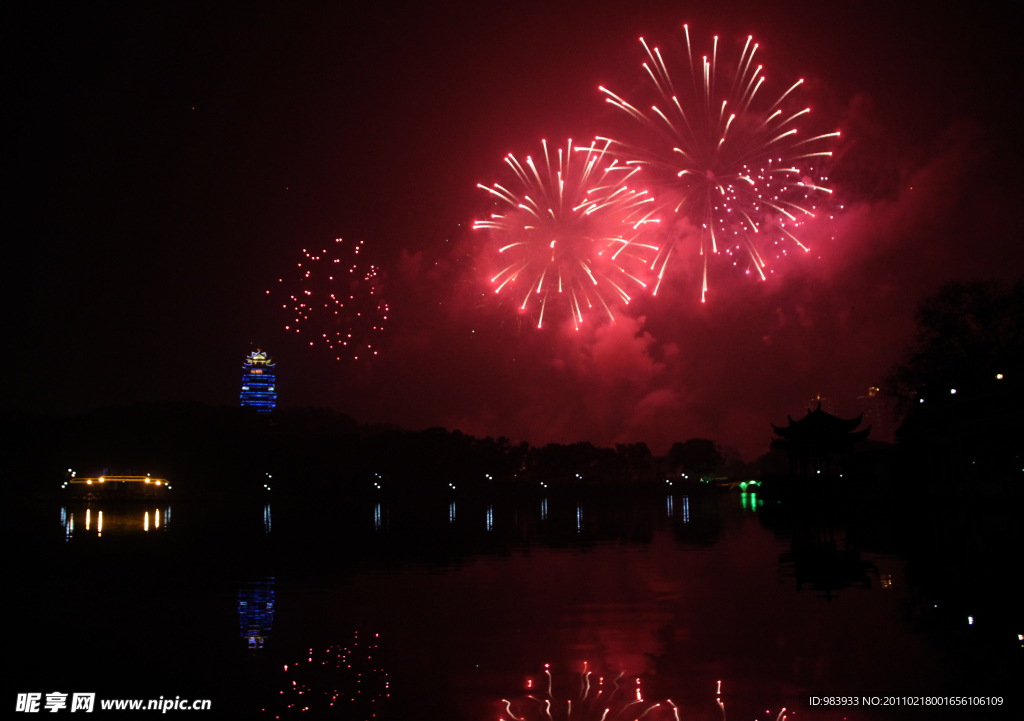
{"left": 771, "top": 403, "right": 870, "bottom": 478}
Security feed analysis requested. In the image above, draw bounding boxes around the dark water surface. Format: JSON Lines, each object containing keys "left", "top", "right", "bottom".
{"left": 11, "top": 490, "right": 1020, "bottom": 719}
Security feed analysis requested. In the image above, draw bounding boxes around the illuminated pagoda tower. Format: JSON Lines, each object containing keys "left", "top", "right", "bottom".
{"left": 240, "top": 350, "right": 276, "bottom": 413}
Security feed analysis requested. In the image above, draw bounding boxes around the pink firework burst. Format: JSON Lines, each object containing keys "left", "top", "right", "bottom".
{"left": 275, "top": 238, "right": 388, "bottom": 361}
{"left": 599, "top": 25, "right": 839, "bottom": 301}
{"left": 474, "top": 139, "right": 660, "bottom": 329}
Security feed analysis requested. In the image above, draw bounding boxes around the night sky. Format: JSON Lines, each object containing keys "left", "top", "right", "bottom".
{"left": 9, "top": 1, "right": 1022, "bottom": 458}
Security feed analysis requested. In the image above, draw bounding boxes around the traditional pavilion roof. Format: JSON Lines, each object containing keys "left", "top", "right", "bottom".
{"left": 245, "top": 350, "right": 274, "bottom": 367}
{"left": 772, "top": 403, "right": 870, "bottom": 456}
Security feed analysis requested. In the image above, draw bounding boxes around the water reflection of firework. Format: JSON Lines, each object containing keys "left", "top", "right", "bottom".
{"left": 600, "top": 26, "right": 839, "bottom": 300}
{"left": 501, "top": 666, "right": 789, "bottom": 721}
{"left": 261, "top": 633, "right": 389, "bottom": 718}
{"left": 474, "top": 139, "right": 660, "bottom": 329}
{"left": 274, "top": 238, "right": 388, "bottom": 361}
{"left": 502, "top": 664, "right": 680, "bottom": 721}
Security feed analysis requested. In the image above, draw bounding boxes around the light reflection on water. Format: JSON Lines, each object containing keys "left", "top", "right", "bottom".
{"left": 26, "top": 491, "right": 1014, "bottom": 720}
{"left": 254, "top": 492, "right": 953, "bottom": 719}
{"left": 361, "top": 492, "right": 705, "bottom": 540}
{"left": 61, "top": 504, "right": 171, "bottom": 539}
{"left": 740, "top": 491, "right": 763, "bottom": 510}
{"left": 239, "top": 577, "right": 275, "bottom": 650}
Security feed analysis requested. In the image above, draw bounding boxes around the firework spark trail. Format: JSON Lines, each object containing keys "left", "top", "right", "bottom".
{"left": 599, "top": 25, "right": 839, "bottom": 301}
{"left": 273, "top": 238, "right": 389, "bottom": 361}
{"left": 474, "top": 139, "right": 660, "bottom": 329}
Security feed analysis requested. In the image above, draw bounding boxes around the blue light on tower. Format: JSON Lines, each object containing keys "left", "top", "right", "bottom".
{"left": 240, "top": 350, "right": 276, "bottom": 413}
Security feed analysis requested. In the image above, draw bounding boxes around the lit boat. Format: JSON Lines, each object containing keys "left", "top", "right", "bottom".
{"left": 66, "top": 475, "right": 170, "bottom": 500}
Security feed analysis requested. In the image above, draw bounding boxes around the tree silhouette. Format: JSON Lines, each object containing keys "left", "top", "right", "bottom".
{"left": 668, "top": 438, "right": 724, "bottom": 477}
{"left": 885, "top": 279, "right": 1023, "bottom": 415}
